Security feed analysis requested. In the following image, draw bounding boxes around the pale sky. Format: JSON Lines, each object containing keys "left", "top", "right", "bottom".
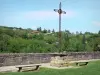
{"left": 0, "top": 0, "right": 100, "bottom": 33}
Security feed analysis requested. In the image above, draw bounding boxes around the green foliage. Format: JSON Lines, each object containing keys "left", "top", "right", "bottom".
{"left": 52, "top": 29, "right": 55, "bottom": 33}
{"left": 0, "top": 26, "right": 100, "bottom": 53}
{"left": 32, "top": 34, "right": 44, "bottom": 40}
{"left": 42, "top": 29, "right": 47, "bottom": 33}
{"left": 37, "top": 27, "right": 42, "bottom": 32}
{"left": 98, "top": 30, "right": 100, "bottom": 34}
{"left": 0, "top": 33, "right": 11, "bottom": 52}
{"left": 44, "top": 35, "right": 56, "bottom": 44}
{"left": 48, "top": 29, "right": 51, "bottom": 33}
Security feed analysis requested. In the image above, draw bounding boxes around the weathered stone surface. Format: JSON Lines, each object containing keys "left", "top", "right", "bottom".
{"left": 50, "top": 56, "right": 70, "bottom": 67}
{"left": 0, "top": 52, "right": 100, "bottom": 67}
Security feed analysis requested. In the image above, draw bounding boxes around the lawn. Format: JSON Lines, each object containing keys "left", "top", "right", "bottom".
{"left": 0, "top": 60, "right": 100, "bottom": 75}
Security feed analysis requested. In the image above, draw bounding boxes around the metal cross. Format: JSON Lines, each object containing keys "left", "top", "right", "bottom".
{"left": 54, "top": 2, "right": 66, "bottom": 52}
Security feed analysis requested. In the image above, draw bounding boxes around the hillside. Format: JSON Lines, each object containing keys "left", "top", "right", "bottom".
{"left": 0, "top": 26, "right": 100, "bottom": 53}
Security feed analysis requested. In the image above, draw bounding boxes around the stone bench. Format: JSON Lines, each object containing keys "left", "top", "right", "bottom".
{"left": 16, "top": 64, "right": 41, "bottom": 72}
{"left": 76, "top": 62, "right": 88, "bottom": 66}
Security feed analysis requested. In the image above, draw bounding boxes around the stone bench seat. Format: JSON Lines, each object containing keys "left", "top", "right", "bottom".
{"left": 16, "top": 64, "right": 41, "bottom": 72}
{"left": 75, "top": 62, "right": 88, "bottom": 66}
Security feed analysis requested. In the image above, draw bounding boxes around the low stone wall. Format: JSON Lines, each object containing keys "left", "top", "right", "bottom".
{"left": 0, "top": 52, "right": 100, "bottom": 67}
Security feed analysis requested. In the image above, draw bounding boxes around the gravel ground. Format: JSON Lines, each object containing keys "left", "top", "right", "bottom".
{"left": 0, "top": 59, "right": 99, "bottom": 72}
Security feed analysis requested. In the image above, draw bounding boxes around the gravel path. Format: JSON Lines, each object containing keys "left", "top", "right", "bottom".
{"left": 0, "top": 59, "right": 100, "bottom": 72}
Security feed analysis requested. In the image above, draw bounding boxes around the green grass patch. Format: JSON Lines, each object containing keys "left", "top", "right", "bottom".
{"left": 0, "top": 60, "right": 100, "bottom": 75}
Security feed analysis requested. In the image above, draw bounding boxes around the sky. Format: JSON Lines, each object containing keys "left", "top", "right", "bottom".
{"left": 0, "top": 0, "right": 100, "bottom": 33}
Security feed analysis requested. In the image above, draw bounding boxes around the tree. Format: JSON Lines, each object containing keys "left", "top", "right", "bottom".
{"left": 98, "top": 30, "right": 100, "bottom": 34}
{"left": 42, "top": 29, "right": 47, "bottom": 33}
{"left": 37, "top": 28, "right": 39, "bottom": 31}
{"left": 33, "top": 34, "right": 44, "bottom": 40}
{"left": 85, "top": 32, "right": 91, "bottom": 35}
{"left": 83, "top": 34, "right": 86, "bottom": 43}
{"left": 76, "top": 31, "right": 79, "bottom": 35}
{"left": 82, "top": 34, "right": 86, "bottom": 50}
{"left": 52, "top": 29, "right": 55, "bottom": 33}
{"left": 48, "top": 29, "right": 51, "bottom": 33}
{"left": 65, "top": 30, "right": 70, "bottom": 34}
{"left": 80, "top": 31, "right": 82, "bottom": 35}
{"left": 39, "top": 27, "right": 42, "bottom": 32}
{"left": 44, "top": 35, "right": 56, "bottom": 44}
{"left": 63, "top": 33, "right": 70, "bottom": 51}
{"left": 37, "top": 27, "right": 42, "bottom": 32}
{"left": 0, "top": 25, "right": 100, "bottom": 53}
{"left": 0, "top": 33, "right": 11, "bottom": 52}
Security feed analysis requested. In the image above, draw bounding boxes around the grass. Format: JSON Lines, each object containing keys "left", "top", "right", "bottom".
{"left": 0, "top": 60, "right": 100, "bottom": 75}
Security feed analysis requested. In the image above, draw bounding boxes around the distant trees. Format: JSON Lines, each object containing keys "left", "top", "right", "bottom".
{"left": 98, "top": 30, "right": 100, "bottom": 34}
{"left": 82, "top": 34, "right": 86, "bottom": 50}
{"left": 63, "top": 33, "right": 70, "bottom": 51}
{"left": 37, "top": 27, "right": 42, "bottom": 32}
{"left": 52, "top": 29, "right": 55, "bottom": 33}
{"left": 65, "top": 30, "right": 71, "bottom": 34}
{"left": 0, "top": 26, "right": 100, "bottom": 53}
{"left": 0, "top": 33, "right": 11, "bottom": 52}
{"left": 48, "top": 29, "right": 51, "bottom": 33}
{"left": 42, "top": 29, "right": 47, "bottom": 33}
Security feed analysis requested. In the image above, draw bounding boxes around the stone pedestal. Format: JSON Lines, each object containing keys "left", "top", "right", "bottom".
{"left": 50, "top": 56, "right": 70, "bottom": 67}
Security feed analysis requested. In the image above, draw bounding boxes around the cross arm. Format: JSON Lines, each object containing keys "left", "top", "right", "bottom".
{"left": 62, "top": 11, "right": 66, "bottom": 14}
{"left": 54, "top": 9, "right": 59, "bottom": 12}
{"left": 54, "top": 9, "right": 66, "bottom": 14}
